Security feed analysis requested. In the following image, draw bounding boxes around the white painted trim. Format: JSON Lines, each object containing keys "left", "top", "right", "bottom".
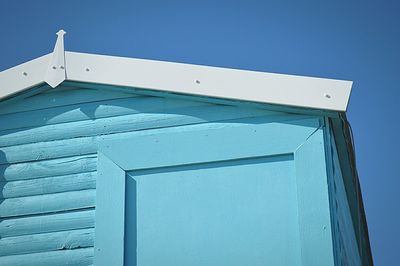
{"left": 0, "top": 54, "right": 51, "bottom": 100}
{"left": 0, "top": 51, "right": 352, "bottom": 111}
{"left": 44, "top": 30, "right": 67, "bottom": 88}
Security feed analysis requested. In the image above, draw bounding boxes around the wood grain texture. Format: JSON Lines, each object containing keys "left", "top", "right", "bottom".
{"left": 0, "top": 172, "right": 96, "bottom": 199}
{"left": 0, "top": 95, "right": 208, "bottom": 132}
{"left": 0, "top": 83, "right": 307, "bottom": 264}
{"left": 0, "top": 209, "right": 95, "bottom": 238}
{"left": 0, "top": 189, "right": 95, "bottom": 218}
{"left": 0, "top": 138, "right": 96, "bottom": 165}
{"left": 0, "top": 228, "right": 94, "bottom": 256}
{"left": 0, "top": 104, "right": 277, "bottom": 147}
{"left": 0, "top": 85, "right": 136, "bottom": 116}
{"left": 94, "top": 153, "right": 125, "bottom": 266}
{"left": 99, "top": 117, "right": 319, "bottom": 171}
{"left": 96, "top": 117, "right": 336, "bottom": 265}
{"left": 0, "top": 114, "right": 303, "bottom": 165}
{"left": 0, "top": 154, "right": 97, "bottom": 181}
{"left": 0, "top": 247, "right": 94, "bottom": 266}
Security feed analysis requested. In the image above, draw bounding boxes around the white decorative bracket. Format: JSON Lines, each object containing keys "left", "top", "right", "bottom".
{"left": 44, "top": 30, "right": 66, "bottom": 88}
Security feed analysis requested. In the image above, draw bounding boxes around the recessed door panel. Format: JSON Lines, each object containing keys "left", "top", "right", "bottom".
{"left": 125, "top": 155, "right": 301, "bottom": 266}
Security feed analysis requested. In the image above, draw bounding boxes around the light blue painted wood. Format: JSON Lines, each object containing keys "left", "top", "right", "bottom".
{"left": 126, "top": 156, "right": 300, "bottom": 266}
{"left": 0, "top": 96, "right": 209, "bottom": 132}
{"left": 0, "top": 228, "right": 94, "bottom": 256}
{"left": 0, "top": 83, "right": 342, "bottom": 265}
{"left": 294, "top": 126, "right": 335, "bottom": 266}
{"left": 0, "top": 171, "right": 96, "bottom": 198}
{"left": 94, "top": 152, "right": 125, "bottom": 266}
{"left": 0, "top": 247, "right": 94, "bottom": 266}
{"left": 0, "top": 84, "right": 51, "bottom": 115}
{"left": 0, "top": 114, "right": 305, "bottom": 165}
{"left": 96, "top": 116, "right": 336, "bottom": 266}
{"left": 0, "top": 137, "right": 97, "bottom": 165}
{"left": 0, "top": 189, "right": 95, "bottom": 218}
{"left": 100, "top": 117, "right": 319, "bottom": 170}
{"left": 0, "top": 104, "right": 281, "bottom": 147}
{"left": 0, "top": 209, "right": 95, "bottom": 238}
{"left": 325, "top": 120, "right": 361, "bottom": 266}
{"left": 0, "top": 154, "right": 97, "bottom": 181}
{"left": 65, "top": 81, "right": 339, "bottom": 118}
{"left": 0, "top": 85, "right": 136, "bottom": 116}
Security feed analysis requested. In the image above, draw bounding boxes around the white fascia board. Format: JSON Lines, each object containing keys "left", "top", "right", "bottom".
{"left": 0, "top": 54, "right": 51, "bottom": 100}
{"left": 0, "top": 51, "right": 353, "bottom": 111}
{"left": 65, "top": 52, "right": 352, "bottom": 111}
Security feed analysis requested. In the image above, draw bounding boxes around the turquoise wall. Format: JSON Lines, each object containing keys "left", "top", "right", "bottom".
{"left": 0, "top": 83, "right": 359, "bottom": 265}
{"left": 325, "top": 122, "right": 362, "bottom": 265}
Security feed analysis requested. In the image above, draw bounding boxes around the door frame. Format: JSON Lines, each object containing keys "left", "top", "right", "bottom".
{"left": 94, "top": 117, "right": 334, "bottom": 266}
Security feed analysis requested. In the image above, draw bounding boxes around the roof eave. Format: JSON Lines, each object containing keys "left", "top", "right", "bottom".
{"left": 0, "top": 51, "right": 353, "bottom": 112}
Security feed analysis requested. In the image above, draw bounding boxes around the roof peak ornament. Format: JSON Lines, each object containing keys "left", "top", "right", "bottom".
{"left": 44, "top": 30, "right": 67, "bottom": 88}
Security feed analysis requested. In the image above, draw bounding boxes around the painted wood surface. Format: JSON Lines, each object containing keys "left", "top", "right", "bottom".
{"left": 96, "top": 117, "right": 336, "bottom": 266}
{"left": 0, "top": 189, "right": 95, "bottom": 218}
{"left": 94, "top": 153, "right": 126, "bottom": 266}
{"left": 0, "top": 82, "right": 353, "bottom": 265}
{"left": 0, "top": 84, "right": 135, "bottom": 115}
{"left": 0, "top": 228, "right": 94, "bottom": 256}
{"left": 0, "top": 104, "right": 281, "bottom": 147}
{"left": 0, "top": 84, "right": 306, "bottom": 265}
{"left": 325, "top": 121, "right": 361, "bottom": 266}
{"left": 0, "top": 171, "right": 96, "bottom": 198}
{"left": 0, "top": 247, "right": 94, "bottom": 266}
{"left": 0, "top": 154, "right": 97, "bottom": 181}
{"left": 294, "top": 127, "right": 335, "bottom": 265}
{"left": 0, "top": 209, "right": 95, "bottom": 238}
{"left": 129, "top": 157, "right": 300, "bottom": 266}
{"left": 0, "top": 95, "right": 206, "bottom": 131}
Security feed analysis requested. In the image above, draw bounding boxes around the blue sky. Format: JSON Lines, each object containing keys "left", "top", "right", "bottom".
{"left": 1, "top": 0, "right": 399, "bottom": 264}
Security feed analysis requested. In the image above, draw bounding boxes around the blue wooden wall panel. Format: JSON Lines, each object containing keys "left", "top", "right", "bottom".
{"left": 0, "top": 83, "right": 357, "bottom": 265}
{"left": 324, "top": 121, "right": 361, "bottom": 266}
{"left": 0, "top": 84, "right": 308, "bottom": 265}
{"left": 95, "top": 117, "right": 336, "bottom": 266}
{"left": 127, "top": 157, "right": 300, "bottom": 266}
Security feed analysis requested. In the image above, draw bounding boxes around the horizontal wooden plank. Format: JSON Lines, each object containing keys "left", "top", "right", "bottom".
{"left": 0, "top": 228, "right": 94, "bottom": 256}
{"left": 0, "top": 85, "right": 137, "bottom": 116}
{"left": 0, "top": 154, "right": 97, "bottom": 181}
{"left": 102, "top": 117, "right": 320, "bottom": 170}
{"left": 0, "top": 172, "right": 96, "bottom": 199}
{"left": 0, "top": 114, "right": 306, "bottom": 164}
{"left": 0, "top": 209, "right": 95, "bottom": 238}
{"left": 0, "top": 95, "right": 209, "bottom": 132}
{"left": 0, "top": 189, "right": 95, "bottom": 218}
{"left": 0, "top": 247, "right": 94, "bottom": 266}
{"left": 0, "top": 138, "right": 97, "bottom": 165}
{"left": 0, "top": 105, "right": 278, "bottom": 147}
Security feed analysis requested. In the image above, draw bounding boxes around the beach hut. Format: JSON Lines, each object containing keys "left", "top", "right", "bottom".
{"left": 0, "top": 31, "right": 372, "bottom": 265}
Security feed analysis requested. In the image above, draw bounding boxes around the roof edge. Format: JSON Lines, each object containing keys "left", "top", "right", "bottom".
{"left": 0, "top": 53, "right": 51, "bottom": 100}
{"left": 0, "top": 50, "right": 353, "bottom": 111}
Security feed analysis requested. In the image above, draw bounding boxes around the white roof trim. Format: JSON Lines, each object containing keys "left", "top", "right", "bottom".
{"left": 44, "top": 30, "right": 67, "bottom": 88}
{"left": 0, "top": 51, "right": 352, "bottom": 112}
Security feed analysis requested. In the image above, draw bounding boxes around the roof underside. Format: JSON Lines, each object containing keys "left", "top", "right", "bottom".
{"left": 0, "top": 51, "right": 352, "bottom": 112}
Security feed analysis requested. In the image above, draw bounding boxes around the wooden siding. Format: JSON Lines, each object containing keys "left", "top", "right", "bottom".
{"left": 325, "top": 122, "right": 361, "bottom": 265}
{"left": 0, "top": 84, "right": 302, "bottom": 265}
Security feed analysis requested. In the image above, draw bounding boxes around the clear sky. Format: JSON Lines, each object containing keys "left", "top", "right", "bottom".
{"left": 1, "top": 1, "right": 398, "bottom": 264}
